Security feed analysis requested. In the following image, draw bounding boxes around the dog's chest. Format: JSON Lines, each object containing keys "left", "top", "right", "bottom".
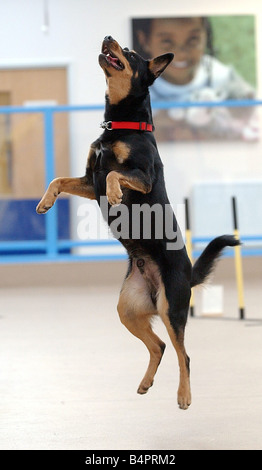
{"left": 93, "top": 140, "right": 130, "bottom": 196}
{"left": 111, "top": 140, "right": 130, "bottom": 164}
{"left": 95, "top": 140, "right": 130, "bottom": 170}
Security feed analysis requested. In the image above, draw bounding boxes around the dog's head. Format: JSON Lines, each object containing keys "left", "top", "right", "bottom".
{"left": 99, "top": 36, "right": 174, "bottom": 105}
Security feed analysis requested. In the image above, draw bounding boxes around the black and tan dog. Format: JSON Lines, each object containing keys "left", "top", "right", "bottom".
{"left": 36, "top": 36, "right": 239, "bottom": 409}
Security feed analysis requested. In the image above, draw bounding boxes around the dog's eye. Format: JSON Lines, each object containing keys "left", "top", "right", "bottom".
{"left": 130, "top": 52, "right": 136, "bottom": 59}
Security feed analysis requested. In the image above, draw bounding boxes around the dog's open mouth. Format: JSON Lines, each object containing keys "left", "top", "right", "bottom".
{"left": 101, "top": 44, "right": 124, "bottom": 71}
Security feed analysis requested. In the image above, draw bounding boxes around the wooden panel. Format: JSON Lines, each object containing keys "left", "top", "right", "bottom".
{"left": 0, "top": 92, "right": 12, "bottom": 194}
{"left": 0, "top": 92, "right": 10, "bottom": 106}
{"left": 0, "top": 68, "right": 69, "bottom": 198}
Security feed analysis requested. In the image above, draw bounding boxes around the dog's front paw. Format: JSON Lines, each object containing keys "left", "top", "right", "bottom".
{"left": 36, "top": 197, "right": 55, "bottom": 214}
{"left": 36, "top": 188, "right": 58, "bottom": 214}
{"left": 107, "top": 189, "right": 123, "bottom": 206}
{"left": 106, "top": 178, "right": 123, "bottom": 206}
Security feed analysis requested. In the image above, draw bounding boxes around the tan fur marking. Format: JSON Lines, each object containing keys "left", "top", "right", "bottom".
{"left": 121, "top": 177, "right": 148, "bottom": 192}
{"left": 107, "top": 70, "right": 132, "bottom": 104}
{"left": 119, "top": 263, "right": 157, "bottom": 316}
{"left": 157, "top": 281, "right": 191, "bottom": 409}
{"left": 106, "top": 170, "right": 149, "bottom": 205}
{"left": 106, "top": 171, "right": 123, "bottom": 206}
{"left": 117, "top": 263, "right": 164, "bottom": 393}
{"left": 112, "top": 141, "right": 130, "bottom": 164}
{"left": 105, "top": 43, "right": 133, "bottom": 105}
{"left": 156, "top": 281, "right": 169, "bottom": 317}
{"left": 57, "top": 177, "right": 96, "bottom": 199}
{"left": 36, "top": 176, "right": 96, "bottom": 213}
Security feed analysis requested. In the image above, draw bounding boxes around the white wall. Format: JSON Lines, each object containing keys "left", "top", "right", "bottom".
{"left": 1, "top": 0, "right": 262, "bottom": 239}
{"left": 1, "top": 0, "right": 262, "bottom": 98}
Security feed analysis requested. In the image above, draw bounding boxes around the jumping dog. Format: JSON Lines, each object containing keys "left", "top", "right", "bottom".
{"left": 36, "top": 36, "right": 239, "bottom": 409}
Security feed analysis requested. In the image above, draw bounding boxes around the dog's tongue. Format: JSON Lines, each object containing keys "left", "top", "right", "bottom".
{"left": 108, "top": 55, "right": 118, "bottom": 66}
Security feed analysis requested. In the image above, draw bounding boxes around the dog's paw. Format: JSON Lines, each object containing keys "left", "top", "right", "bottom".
{"left": 137, "top": 379, "right": 154, "bottom": 395}
{"left": 36, "top": 200, "right": 52, "bottom": 214}
{"left": 106, "top": 184, "right": 123, "bottom": 206}
{"left": 107, "top": 193, "right": 123, "bottom": 206}
{"left": 137, "top": 380, "right": 154, "bottom": 395}
{"left": 177, "top": 387, "right": 191, "bottom": 410}
{"left": 36, "top": 192, "right": 57, "bottom": 214}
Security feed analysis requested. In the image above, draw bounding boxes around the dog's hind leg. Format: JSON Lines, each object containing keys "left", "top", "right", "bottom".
{"left": 157, "top": 278, "right": 191, "bottom": 410}
{"left": 117, "top": 262, "right": 165, "bottom": 394}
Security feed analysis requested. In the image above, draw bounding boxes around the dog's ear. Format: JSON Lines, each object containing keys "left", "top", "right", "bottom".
{"left": 147, "top": 53, "right": 174, "bottom": 83}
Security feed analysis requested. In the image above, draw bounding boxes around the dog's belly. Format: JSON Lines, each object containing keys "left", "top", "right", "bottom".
{"left": 124, "top": 256, "right": 161, "bottom": 309}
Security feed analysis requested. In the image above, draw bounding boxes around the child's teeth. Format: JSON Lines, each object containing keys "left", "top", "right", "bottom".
{"left": 174, "top": 61, "right": 188, "bottom": 68}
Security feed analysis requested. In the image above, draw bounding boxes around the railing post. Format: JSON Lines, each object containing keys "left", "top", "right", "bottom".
{"left": 43, "top": 109, "right": 58, "bottom": 259}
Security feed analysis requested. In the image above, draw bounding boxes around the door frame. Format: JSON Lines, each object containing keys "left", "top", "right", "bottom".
{"left": 0, "top": 59, "right": 73, "bottom": 103}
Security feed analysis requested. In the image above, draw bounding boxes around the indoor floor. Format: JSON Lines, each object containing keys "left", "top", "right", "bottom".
{"left": 0, "top": 259, "right": 261, "bottom": 450}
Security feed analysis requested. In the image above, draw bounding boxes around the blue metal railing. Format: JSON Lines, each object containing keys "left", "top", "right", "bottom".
{"left": 0, "top": 99, "right": 262, "bottom": 264}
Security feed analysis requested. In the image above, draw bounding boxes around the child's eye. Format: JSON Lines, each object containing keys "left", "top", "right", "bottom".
{"left": 160, "top": 39, "right": 173, "bottom": 50}
{"left": 187, "top": 36, "right": 201, "bottom": 47}
{"left": 161, "top": 39, "right": 172, "bottom": 46}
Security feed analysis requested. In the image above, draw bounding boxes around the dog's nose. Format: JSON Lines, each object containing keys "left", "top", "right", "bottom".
{"left": 104, "top": 35, "right": 113, "bottom": 42}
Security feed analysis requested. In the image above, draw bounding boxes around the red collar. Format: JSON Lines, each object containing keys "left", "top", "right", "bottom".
{"left": 100, "top": 121, "right": 154, "bottom": 132}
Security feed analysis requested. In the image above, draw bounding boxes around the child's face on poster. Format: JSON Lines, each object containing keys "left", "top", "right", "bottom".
{"left": 138, "top": 17, "right": 207, "bottom": 85}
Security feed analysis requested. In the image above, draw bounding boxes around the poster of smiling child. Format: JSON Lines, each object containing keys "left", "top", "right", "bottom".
{"left": 132, "top": 16, "right": 258, "bottom": 142}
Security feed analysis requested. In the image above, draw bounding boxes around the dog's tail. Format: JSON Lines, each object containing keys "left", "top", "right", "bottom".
{"left": 190, "top": 235, "right": 240, "bottom": 288}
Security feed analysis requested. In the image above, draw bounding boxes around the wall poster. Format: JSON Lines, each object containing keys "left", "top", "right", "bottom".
{"left": 132, "top": 15, "right": 258, "bottom": 142}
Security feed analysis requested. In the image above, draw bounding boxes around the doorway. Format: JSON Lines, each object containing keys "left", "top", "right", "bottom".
{"left": 0, "top": 67, "right": 69, "bottom": 198}
{"left": 0, "top": 66, "right": 70, "bottom": 247}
